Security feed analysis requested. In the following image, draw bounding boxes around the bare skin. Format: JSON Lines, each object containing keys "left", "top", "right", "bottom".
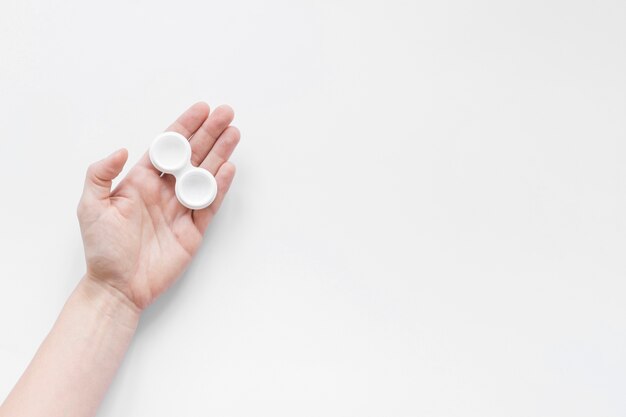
{"left": 0, "top": 102, "right": 240, "bottom": 417}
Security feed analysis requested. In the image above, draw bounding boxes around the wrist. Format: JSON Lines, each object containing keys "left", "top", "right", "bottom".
{"left": 76, "top": 275, "right": 142, "bottom": 330}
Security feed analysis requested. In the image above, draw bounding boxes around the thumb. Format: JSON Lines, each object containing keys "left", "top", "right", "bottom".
{"left": 83, "top": 148, "right": 129, "bottom": 201}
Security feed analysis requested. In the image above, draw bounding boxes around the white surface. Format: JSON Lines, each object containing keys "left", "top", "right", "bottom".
{"left": 0, "top": 0, "right": 625, "bottom": 415}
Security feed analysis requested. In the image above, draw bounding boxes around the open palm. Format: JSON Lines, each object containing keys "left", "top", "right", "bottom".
{"left": 77, "top": 103, "right": 239, "bottom": 310}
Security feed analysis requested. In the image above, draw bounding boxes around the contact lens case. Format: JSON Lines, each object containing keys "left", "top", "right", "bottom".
{"left": 149, "top": 132, "right": 218, "bottom": 210}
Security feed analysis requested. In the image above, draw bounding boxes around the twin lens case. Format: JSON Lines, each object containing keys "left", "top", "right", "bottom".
{"left": 149, "top": 132, "right": 218, "bottom": 210}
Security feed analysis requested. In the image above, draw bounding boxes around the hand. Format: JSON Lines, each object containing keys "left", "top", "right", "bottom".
{"left": 77, "top": 102, "right": 240, "bottom": 312}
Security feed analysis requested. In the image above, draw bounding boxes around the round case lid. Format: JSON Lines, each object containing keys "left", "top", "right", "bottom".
{"left": 175, "top": 168, "right": 218, "bottom": 210}
{"left": 149, "top": 132, "right": 191, "bottom": 174}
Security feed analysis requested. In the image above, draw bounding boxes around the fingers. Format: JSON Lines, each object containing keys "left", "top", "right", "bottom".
{"left": 189, "top": 105, "right": 234, "bottom": 166}
{"left": 166, "top": 101, "right": 210, "bottom": 137}
{"left": 82, "top": 148, "right": 129, "bottom": 201}
{"left": 200, "top": 126, "right": 241, "bottom": 175}
{"left": 138, "top": 102, "right": 210, "bottom": 171}
{"left": 193, "top": 162, "right": 236, "bottom": 233}
{"left": 192, "top": 110, "right": 239, "bottom": 231}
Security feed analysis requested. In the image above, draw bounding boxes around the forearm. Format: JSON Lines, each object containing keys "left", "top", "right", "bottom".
{"left": 0, "top": 277, "right": 140, "bottom": 417}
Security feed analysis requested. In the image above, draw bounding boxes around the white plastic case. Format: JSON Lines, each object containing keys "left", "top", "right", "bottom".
{"left": 149, "top": 132, "right": 218, "bottom": 210}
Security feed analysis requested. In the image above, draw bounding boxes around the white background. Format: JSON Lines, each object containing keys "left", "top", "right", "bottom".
{"left": 0, "top": 0, "right": 625, "bottom": 415}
